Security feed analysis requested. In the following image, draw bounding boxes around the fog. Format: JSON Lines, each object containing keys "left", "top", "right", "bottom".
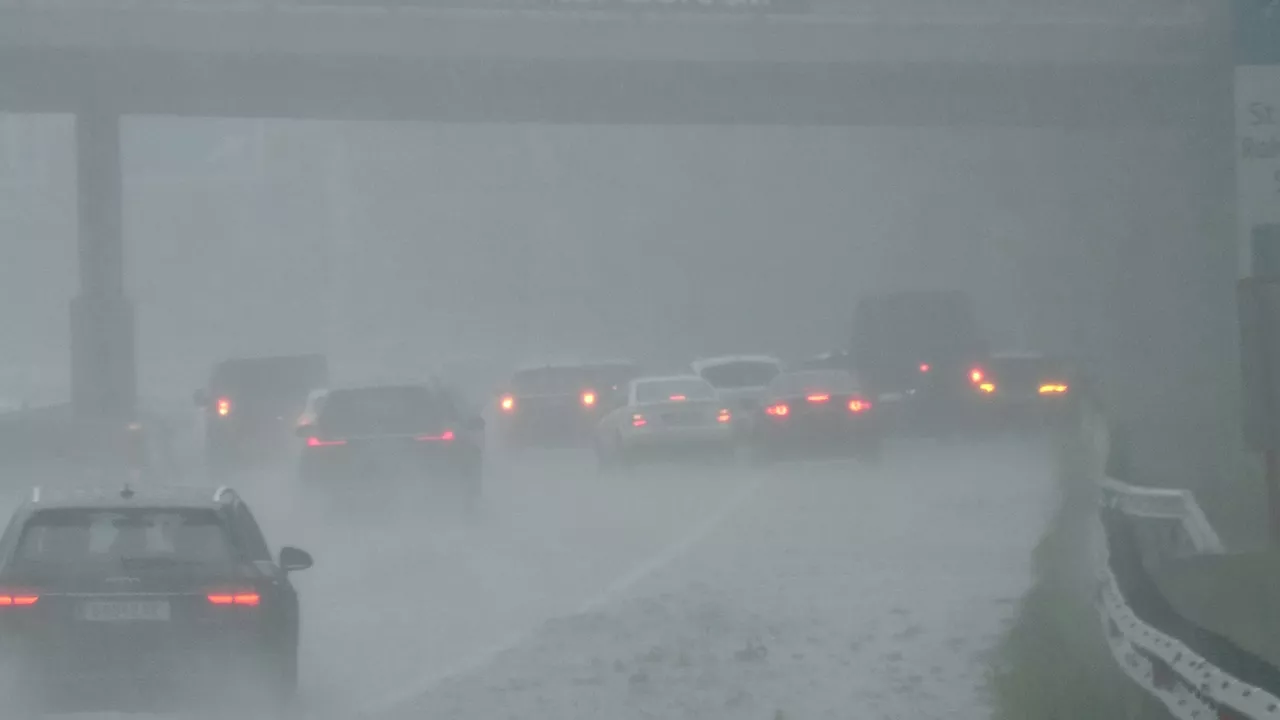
{"left": 0, "top": 4, "right": 1241, "bottom": 716}
{"left": 0, "top": 114, "right": 1236, "bottom": 483}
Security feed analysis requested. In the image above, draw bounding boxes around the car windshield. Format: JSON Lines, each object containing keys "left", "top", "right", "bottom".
{"left": 319, "top": 386, "right": 454, "bottom": 436}
{"left": 634, "top": 378, "right": 715, "bottom": 403}
{"left": 15, "top": 508, "right": 236, "bottom": 566}
{"left": 698, "top": 361, "right": 780, "bottom": 389}
{"left": 769, "top": 370, "right": 857, "bottom": 395}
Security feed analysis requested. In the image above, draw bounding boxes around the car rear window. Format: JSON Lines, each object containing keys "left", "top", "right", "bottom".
{"left": 769, "top": 370, "right": 857, "bottom": 395}
{"left": 989, "top": 358, "right": 1070, "bottom": 386}
{"left": 512, "top": 364, "right": 639, "bottom": 395}
{"left": 211, "top": 356, "right": 328, "bottom": 405}
{"left": 319, "top": 386, "right": 454, "bottom": 436}
{"left": 16, "top": 508, "right": 237, "bottom": 566}
{"left": 635, "top": 379, "right": 716, "bottom": 403}
{"left": 698, "top": 361, "right": 780, "bottom": 389}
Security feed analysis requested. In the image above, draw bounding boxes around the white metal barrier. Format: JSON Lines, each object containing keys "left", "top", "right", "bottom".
{"left": 1092, "top": 418, "right": 1280, "bottom": 720}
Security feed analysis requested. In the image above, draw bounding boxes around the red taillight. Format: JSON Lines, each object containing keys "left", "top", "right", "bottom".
{"left": 215, "top": 396, "right": 231, "bottom": 417}
{"left": 765, "top": 403, "right": 789, "bottom": 417}
{"left": 848, "top": 398, "right": 872, "bottom": 413}
{"left": 717, "top": 409, "right": 732, "bottom": 423}
{"left": 806, "top": 394, "right": 830, "bottom": 403}
{"left": 581, "top": 390, "right": 597, "bottom": 407}
{"left": 207, "top": 591, "right": 260, "bottom": 607}
{"left": 919, "top": 363, "right": 930, "bottom": 373}
{"left": 669, "top": 394, "right": 687, "bottom": 401}
{"left": 631, "top": 413, "right": 646, "bottom": 427}
{"left": 970, "top": 368, "right": 984, "bottom": 384}
{"left": 417, "top": 430, "right": 455, "bottom": 442}
{"left": 0, "top": 594, "right": 39, "bottom": 606}
{"left": 500, "top": 395, "right": 515, "bottom": 413}
{"left": 306, "top": 437, "right": 347, "bottom": 447}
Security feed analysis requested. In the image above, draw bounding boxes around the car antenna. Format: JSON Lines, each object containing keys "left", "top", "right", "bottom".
{"left": 120, "top": 484, "right": 135, "bottom": 500}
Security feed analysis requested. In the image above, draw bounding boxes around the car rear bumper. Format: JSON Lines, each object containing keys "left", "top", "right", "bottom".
{"left": 620, "top": 425, "right": 734, "bottom": 451}
{"left": 299, "top": 446, "right": 478, "bottom": 484}
{"left": 499, "top": 408, "right": 603, "bottom": 447}
{"left": 3, "top": 628, "right": 287, "bottom": 712}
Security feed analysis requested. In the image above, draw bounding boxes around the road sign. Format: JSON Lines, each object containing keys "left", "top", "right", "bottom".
{"left": 1236, "top": 0, "right": 1280, "bottom": 276}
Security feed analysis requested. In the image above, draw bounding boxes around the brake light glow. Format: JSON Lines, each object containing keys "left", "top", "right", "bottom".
{"left": 417, "top": 430, "right": 455, "bottom": 442}
{"left": 717, "top": 409, "right": 732, "bottom": 423}
{"left": 631, "top": 413, "right": 646, "bottom": 427}
{"left": 669, "top": 394, "right": 687, "bottom": 401}
{"left": 1038, "top": 383, "right": 1069, "bottom": 394}
{"left": 0, "top": 594, "right": 38, "bottom": 606}
{"left": 306, "top": 437, "right": 347, "bottom": 447}
{"left": 919, "top": 363, "right": 930, "bottom": 373}
{"left": 500, "top": 395, "right": 515, "bottom": 412}
{"left": 581, "top": 390, "right": 597, "bottom": 407}
{"left": 765, "top": 403, "right": 789, "bottom": 417}
{"left": 978, "top": 382, "right": 996, "bottom": 393}
{"left": 215, "top": 396, "right": 231, "bottom": 417}
{"left": 848, "top": 398, "right": 871, "bottom": 413}
{"left": 207, "top": 592, "right": 260, "bottom": 607}
{"left": 970, "top": 368, "right": 984, "bottom": 384}
{"left": 806, "top": 394, "right": 830, "bottom": 403}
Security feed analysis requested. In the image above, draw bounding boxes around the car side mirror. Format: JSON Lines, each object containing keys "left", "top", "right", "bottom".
{"left": 279, "top": 546, "right": 313, "bottom": 572}
{"left": 193, "top": 389, "right": 208, "bottom": 407}
{"left": 295, "top": 424, "right": 316, "bottom": 439}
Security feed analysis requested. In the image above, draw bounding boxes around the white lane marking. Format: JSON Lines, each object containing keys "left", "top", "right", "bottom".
{"left": 355, "top": 470, "right": 767, "bottom": 717}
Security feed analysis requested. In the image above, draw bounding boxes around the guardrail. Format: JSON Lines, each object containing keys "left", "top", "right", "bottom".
{"left": 1092, "top": 421, "right": 1280, "bottom": 720}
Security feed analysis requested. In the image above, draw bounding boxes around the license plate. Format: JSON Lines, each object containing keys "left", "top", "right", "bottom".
{"left": 80, "top": 599, "right": 171, "bottom": 622}
{"left": 663, "top": 412, "right": 701, "bottom": 426}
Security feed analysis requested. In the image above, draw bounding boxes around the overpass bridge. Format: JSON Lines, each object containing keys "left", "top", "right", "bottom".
{"left": 0, "top": 0, "right": 1227, "bottom": 420}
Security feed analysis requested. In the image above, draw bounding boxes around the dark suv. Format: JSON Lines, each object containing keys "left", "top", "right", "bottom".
{"left": 195, "top": 354, "right": 329, "bottom": 475}
{"left": 296, "top": 384, "right": 485, "bottom": 509}
{"left": 850, "top": 290, "right": 989, "bottom": 435}
{"left": 496, "top": 360, "right": 642, "bottom": 448}
{"left": 0, "top": 485, "right": 313, "bottom": 716}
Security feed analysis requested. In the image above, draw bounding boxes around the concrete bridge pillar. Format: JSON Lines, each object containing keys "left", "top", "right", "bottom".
{"left": 71, "top": 107, "right": 135, "bottom": 420}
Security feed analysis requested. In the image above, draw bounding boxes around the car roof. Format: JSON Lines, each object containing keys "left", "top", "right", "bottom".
{"left": 513, "top": 358, "right": 637, "bottom": 373}
{"left": 632, "top": 374, "right": 710, "bottom": 386}
{"left": 989, "top": 351, "right": 1049, "bottom": 361}
{"left": 690, "top": 355, "right": 782, "bottom": 372}
{"left": 24, "top": 485, "right": 238, "bottom": 512}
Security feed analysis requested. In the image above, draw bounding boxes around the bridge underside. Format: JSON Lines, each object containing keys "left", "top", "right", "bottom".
{"left": 0, "top": 49, "right": 1216, "bottom": 127}
{"left": 0, "top": 47, "right": 1227, "bottom": 422}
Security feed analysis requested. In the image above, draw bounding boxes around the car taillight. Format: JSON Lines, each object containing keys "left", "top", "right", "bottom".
{"left": 848, "top": 398, "right": 872, "bottom": 413}
{"left": 806, "top": 394, "right": 830, "bottom": 404}
{"left": 0, "top": 593, "right": 39, "bottom": 606}
{"left": 581, "top": 390, "right": 597, "bottom": 407}
{"left": 669, "top": 394, "right": 687, "bottom": 401}
{"left": 632, "top": 413, "right": 646, "bottom": 427}
{"left": 500, "top": 395, "right": 515, "bottom": 413}
{"left": 215, "top": 396, "right": 232, "bottom": 417}
{"left": 919, "top": 363, "right": 930, "bottom": 373}
{"left": 978, "top": 382, "right": 996, "bottom": 394}
{"left": 416, "top": 430, "right": 455, "bottom": 442}
{"left": 717, "top": 408, "right": 731, "bottom": 423}
{"left": 207, "top": 591, "right": 260, "bottom": 607}
{"left": 765, "top": 403, "right": 789, "bottom": 417}
{"left": 1038, "top": 383, "right": 1068, "bottom": 394}
{"left": 306, "top": 437, "right": 347, "bottom": 447}
{"left": 970, "top": 368, "right": 984, "bottom": 384}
